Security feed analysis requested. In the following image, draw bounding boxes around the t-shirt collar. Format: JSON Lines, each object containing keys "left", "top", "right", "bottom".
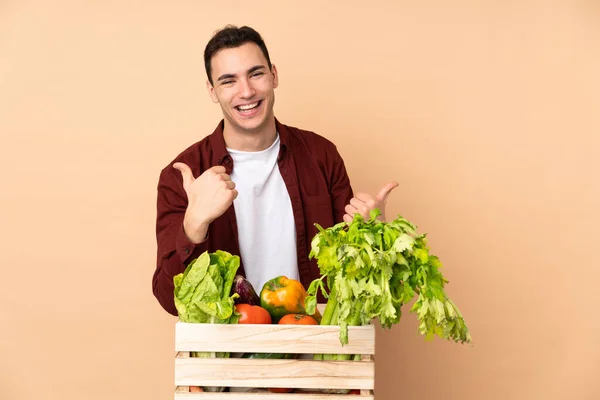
{"left": 209, "top": 118, "right": 290, "bottom": 172}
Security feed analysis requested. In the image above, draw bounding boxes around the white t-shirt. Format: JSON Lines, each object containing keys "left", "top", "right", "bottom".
{"left": 227, "top": 134, "right": 299, "bottom": 295}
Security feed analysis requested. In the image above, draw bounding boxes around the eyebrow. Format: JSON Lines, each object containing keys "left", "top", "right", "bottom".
{"left": 217, "top": 65, "right": 267, "bottom": 82}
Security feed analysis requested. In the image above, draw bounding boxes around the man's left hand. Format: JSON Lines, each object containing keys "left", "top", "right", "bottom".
{"left": 343, "top": 181, "right": 399, "bottom": 223}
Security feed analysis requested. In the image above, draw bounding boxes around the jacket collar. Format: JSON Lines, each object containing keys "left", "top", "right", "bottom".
{"left": 209, "top": 118, "right": 290, "bottom": 172}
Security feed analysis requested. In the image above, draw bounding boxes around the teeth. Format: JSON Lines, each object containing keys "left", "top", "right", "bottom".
{"left": 238, "top": 102, "right": 259, "bottom": 111}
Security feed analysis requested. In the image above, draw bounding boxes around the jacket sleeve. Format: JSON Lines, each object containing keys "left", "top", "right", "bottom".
{"left": 326, "top": 143, "right": 354, "bottom": 223}
{"left": 152, "top": 165, "right": 208, "bottom": 316}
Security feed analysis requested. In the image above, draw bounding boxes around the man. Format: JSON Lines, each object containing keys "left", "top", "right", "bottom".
{"left": 152, "top": 25, "right": 397, "bottom": 316}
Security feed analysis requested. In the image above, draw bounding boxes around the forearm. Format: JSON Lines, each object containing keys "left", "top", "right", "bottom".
{"left": 152, "top": 160, "right": 234, "bottom": 315}
{"left": 183, "top": 209, "right": 211, "bottom": 244}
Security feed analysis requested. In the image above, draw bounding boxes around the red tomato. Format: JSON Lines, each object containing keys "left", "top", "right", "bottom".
{"left": 235, "top": 304, "right": 272, "bottom": 324}
{"left": 268, "top": 388, "right": 294, "bottom": 393}
{"left": 278, "top": 314, "right": 318, "bottom": 325}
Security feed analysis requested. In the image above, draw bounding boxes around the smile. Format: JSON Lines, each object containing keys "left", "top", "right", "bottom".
{"left": 235, "top": 100, "right": 262, "bottom": 113}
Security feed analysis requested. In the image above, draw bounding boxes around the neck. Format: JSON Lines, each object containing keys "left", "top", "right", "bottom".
{"left": 223, "top": 117, "right": 277, "bottom": 152}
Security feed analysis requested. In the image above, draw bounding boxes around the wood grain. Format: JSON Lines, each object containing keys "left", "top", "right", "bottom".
{"left": 174, "top": 357, "right": 374, "bottom": 390}
{"left": 175, "top": 322, "right": 375, "bottom": 355}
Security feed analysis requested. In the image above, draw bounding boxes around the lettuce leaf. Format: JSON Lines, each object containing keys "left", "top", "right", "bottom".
{"left": 173, "top": 250, "right": 240, "bottom": 324}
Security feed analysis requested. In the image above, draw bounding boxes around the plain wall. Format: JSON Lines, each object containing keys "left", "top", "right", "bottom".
{"left": 1, "top": 1, "right": 599, "bottom": 399}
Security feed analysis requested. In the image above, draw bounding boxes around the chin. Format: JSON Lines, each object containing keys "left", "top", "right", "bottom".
{"left": 243, "top": 122, "right": 266, "bottom": 133}
{"left": 236, "top": 117, "right": 269, "bottom": 133}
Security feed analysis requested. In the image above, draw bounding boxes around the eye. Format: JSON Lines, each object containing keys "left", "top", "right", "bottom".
{"left": 221, "top": 80, "right": 234, "bottom": 85}
{"left": 251, "top": 72, "right": 264, "bottom": 78}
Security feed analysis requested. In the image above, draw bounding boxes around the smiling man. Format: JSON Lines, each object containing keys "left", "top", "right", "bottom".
{"left": 152, "top": 25, "right": 397, "bottom": 316}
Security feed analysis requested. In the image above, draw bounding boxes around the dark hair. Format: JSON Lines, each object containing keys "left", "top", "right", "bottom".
{"left": 204, "top": 25, "right": 272, "bottom": 85}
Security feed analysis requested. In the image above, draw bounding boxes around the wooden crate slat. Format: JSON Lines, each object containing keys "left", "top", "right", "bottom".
{"left": 173, "top": 390, "right": 374, "bottom": 399}
{"left": 174, "top": 358, "right": 374, "bottom": 390}
{"left": 175, "top": 322, "right": 375, "bottom": 355}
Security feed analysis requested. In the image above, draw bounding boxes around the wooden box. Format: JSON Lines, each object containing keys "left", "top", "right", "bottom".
{"left": 173, "top": 307, "right": 376, "bottom": 399}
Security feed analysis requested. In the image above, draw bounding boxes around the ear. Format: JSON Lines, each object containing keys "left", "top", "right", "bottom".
{"left": 271, "top": 64, "right": 279, "bottom": 89}
{"left": 206, "top": 80, "right": 219, "bottom": 103}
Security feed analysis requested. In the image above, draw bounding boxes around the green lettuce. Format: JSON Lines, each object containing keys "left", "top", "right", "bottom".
{"left": 174, "top": 250, "right": 241, "bottom": 324}
{"left": 173, "top": 249, "right": 241, "bottom": 392}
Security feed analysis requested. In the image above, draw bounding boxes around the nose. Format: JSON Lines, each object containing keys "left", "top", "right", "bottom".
{"left": 238, "top": 78, "right": 255, "bottom": 99}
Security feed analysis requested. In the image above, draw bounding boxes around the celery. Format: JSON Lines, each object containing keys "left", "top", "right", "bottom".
{"left": 306, "top": 209, "right": 472, "bottom": 347}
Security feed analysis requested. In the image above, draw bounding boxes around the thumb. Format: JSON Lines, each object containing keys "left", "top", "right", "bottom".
{"left": 375, "top": 181, "right": 399, "bottom": 203}
{"left": 172, "top": 162, "right": 195, "bottom": 189}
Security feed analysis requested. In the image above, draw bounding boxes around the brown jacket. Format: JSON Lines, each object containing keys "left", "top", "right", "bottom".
{"left": 152, "top": 119, "right": 353, "bottom": 315}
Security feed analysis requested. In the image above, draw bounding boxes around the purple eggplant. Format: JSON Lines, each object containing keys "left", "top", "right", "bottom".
{"left": 231, "top": 275, "right": 260, "bottom": 305}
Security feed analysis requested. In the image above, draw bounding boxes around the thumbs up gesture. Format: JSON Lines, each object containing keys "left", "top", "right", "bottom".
{"left": 172, "top": 162, "right": 238, "bottom": 243}
{"left": 343, "top": 181, "right": 399, "bottom": 223}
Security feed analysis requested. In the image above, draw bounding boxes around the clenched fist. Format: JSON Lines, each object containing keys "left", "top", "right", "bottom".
{"left": 173, "top": 163, "right": 238, "bottom": 243}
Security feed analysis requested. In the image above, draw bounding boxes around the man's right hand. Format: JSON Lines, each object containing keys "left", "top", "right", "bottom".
{"left": 172, "top": 163, "right": 238, "bottom": 244}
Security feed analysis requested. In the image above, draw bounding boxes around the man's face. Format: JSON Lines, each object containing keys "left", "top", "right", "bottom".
{"left": 207, "top": 42, "right": 278, "bottom": 135}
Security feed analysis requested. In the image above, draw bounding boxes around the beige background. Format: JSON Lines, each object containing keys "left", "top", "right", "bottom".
{"left": 1, "top": 1, "right": 599, "bottom": 399}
